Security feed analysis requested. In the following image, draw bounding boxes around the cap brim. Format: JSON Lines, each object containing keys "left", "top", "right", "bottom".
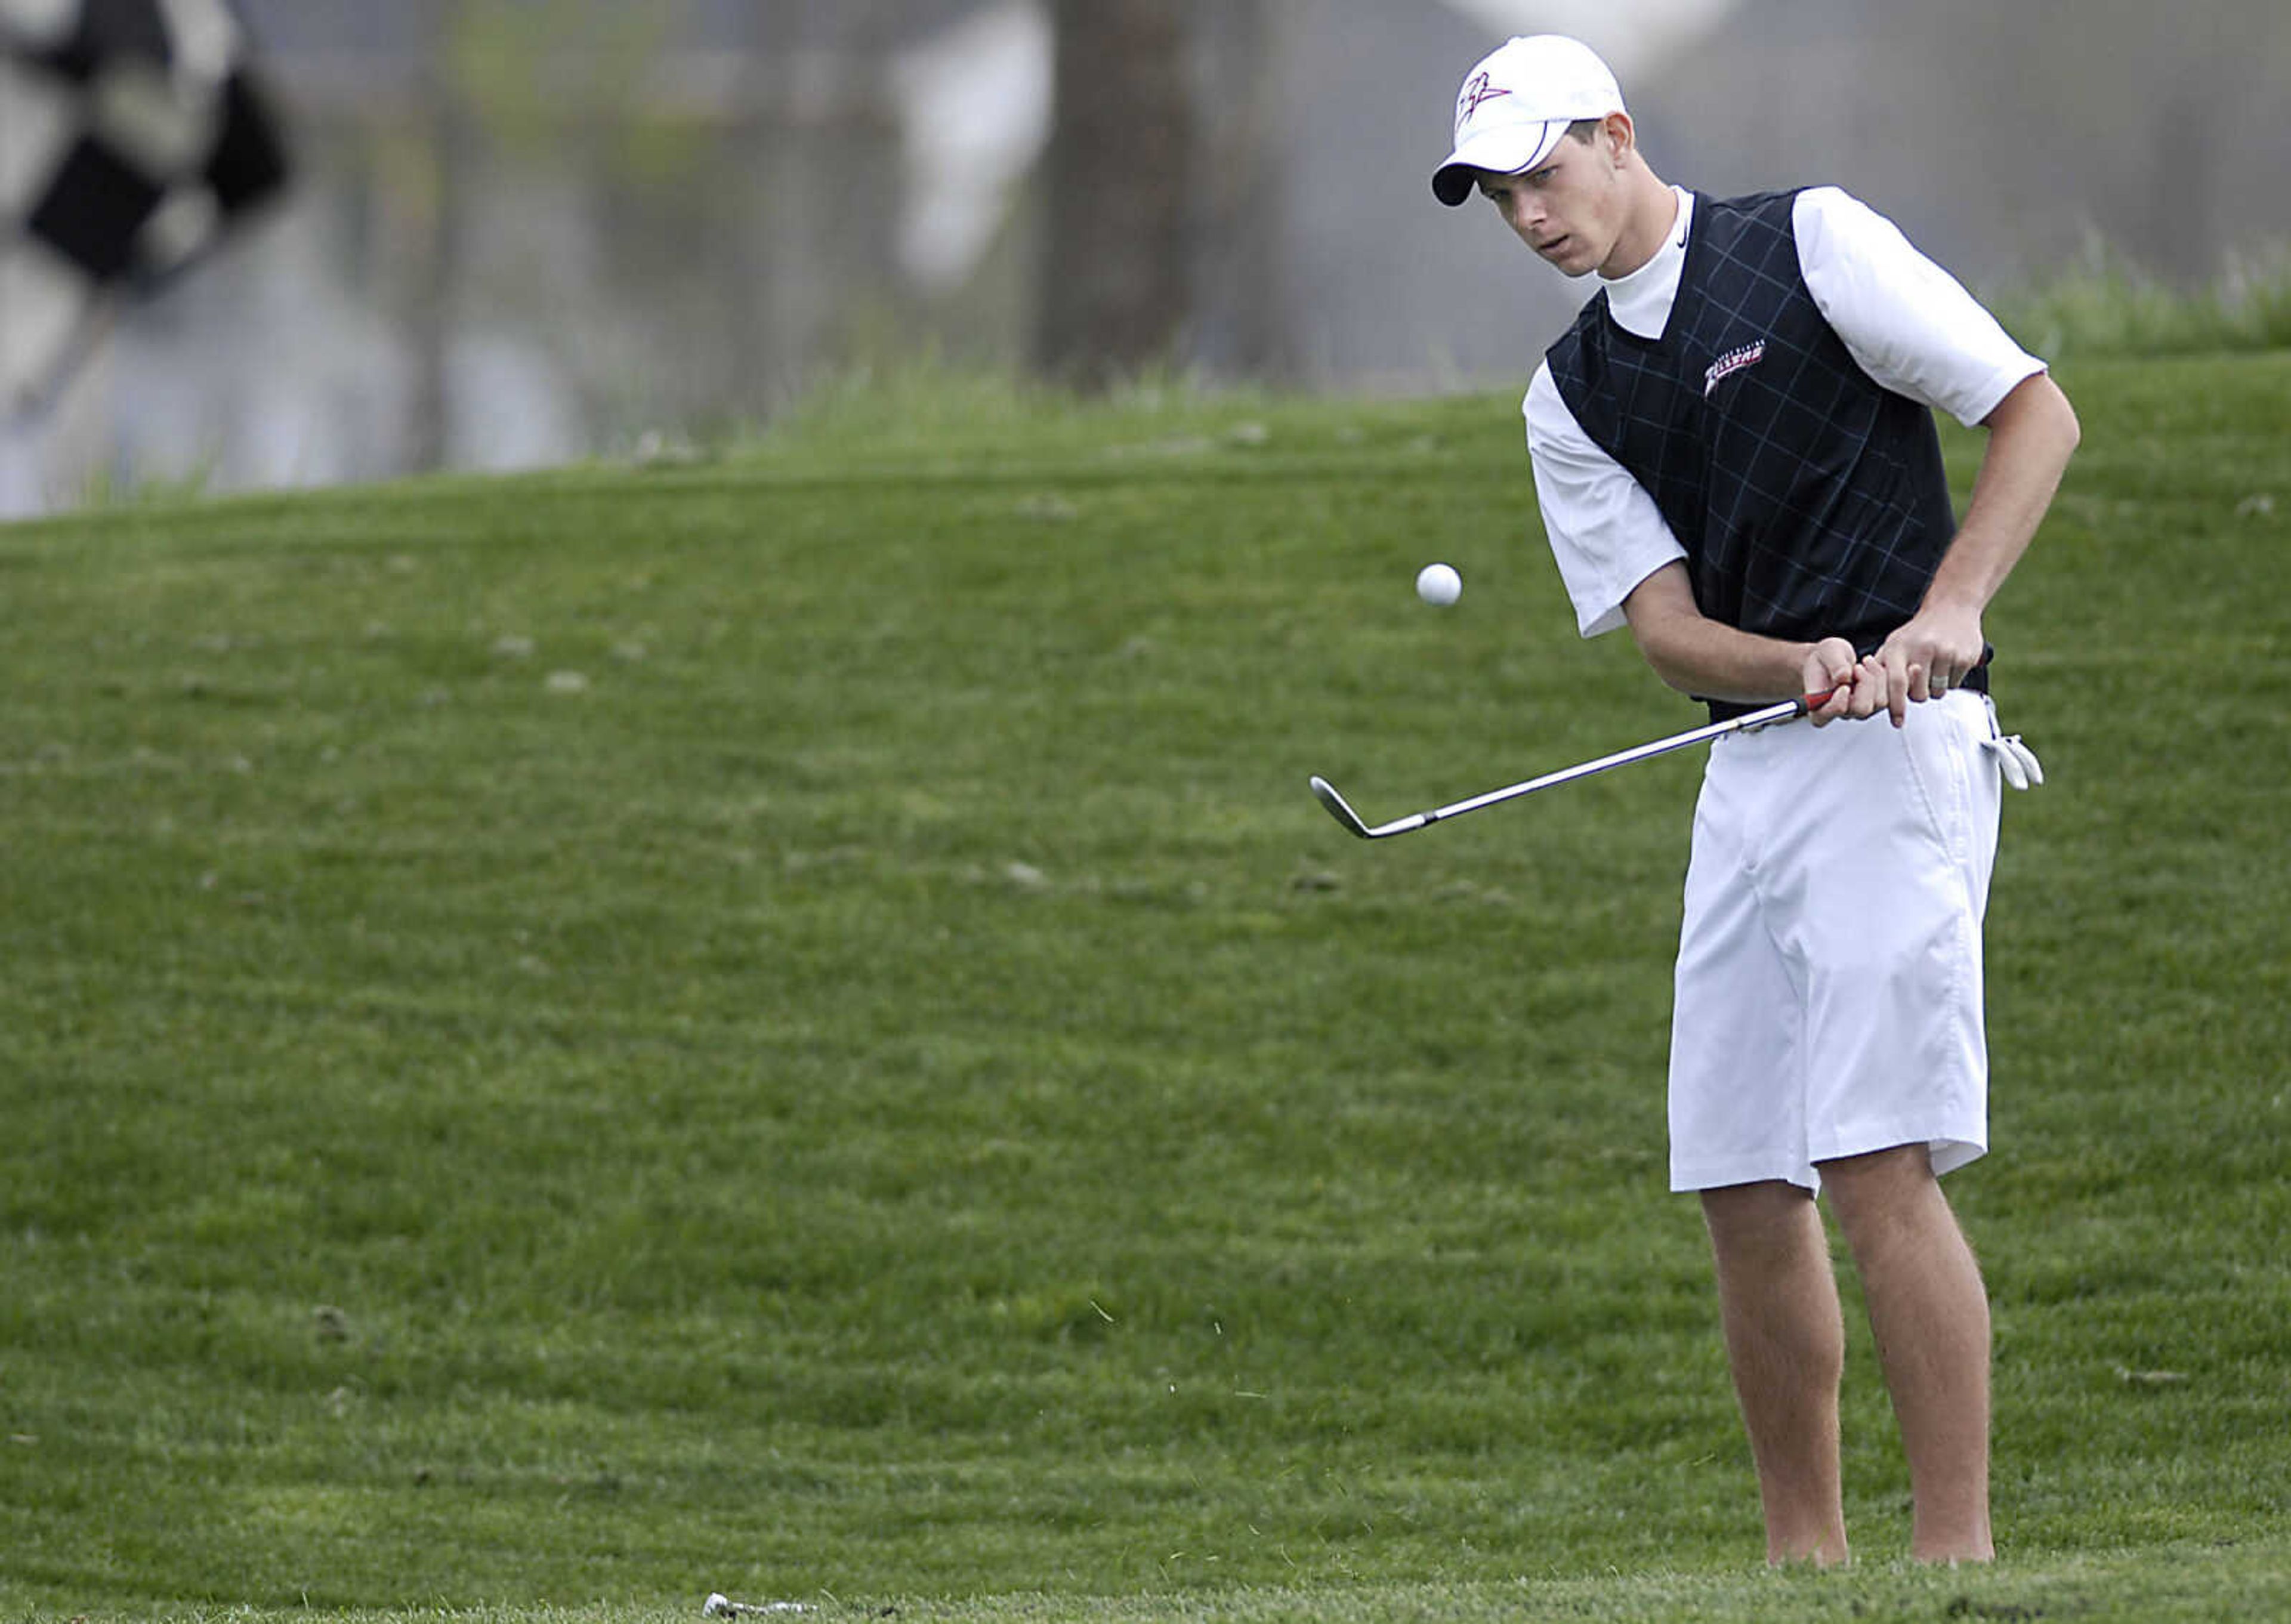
{"left": 1431, "top": 121, "right": 1570, "bottom": 206}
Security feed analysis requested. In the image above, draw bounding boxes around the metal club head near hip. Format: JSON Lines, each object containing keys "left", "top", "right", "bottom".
{"left": 1308, "top": 691, "right": 1832, "bottom": 841}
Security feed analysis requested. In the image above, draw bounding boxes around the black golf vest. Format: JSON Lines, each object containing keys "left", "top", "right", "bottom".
{"left": 1545, "top": 190, "right": 1977, "bottom": 720}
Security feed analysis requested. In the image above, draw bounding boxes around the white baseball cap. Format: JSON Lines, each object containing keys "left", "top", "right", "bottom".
{"left": 1432, "top": 35, "right": 1626, "bottom": 207}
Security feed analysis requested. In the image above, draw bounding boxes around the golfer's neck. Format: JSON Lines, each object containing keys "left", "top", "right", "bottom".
{"left": 1601, "top": 172, "right": 1680, "bottom": 281}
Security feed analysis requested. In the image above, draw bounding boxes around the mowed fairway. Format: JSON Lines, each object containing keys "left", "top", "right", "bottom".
{"left": 1, "top": 356, "right": 2286, "bottom": 1621}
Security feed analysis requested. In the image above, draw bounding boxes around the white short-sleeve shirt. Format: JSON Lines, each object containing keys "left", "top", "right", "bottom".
{"left": 1524, "top": 187, "right": 2046, "bottom": 638}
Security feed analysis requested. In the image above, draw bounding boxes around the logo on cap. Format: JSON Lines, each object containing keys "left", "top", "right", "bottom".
{"left": 1458, "top": 71, "right": 1511, "bottom": 122}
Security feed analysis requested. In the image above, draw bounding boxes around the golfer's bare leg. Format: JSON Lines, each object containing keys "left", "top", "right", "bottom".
{"left": 1700, "top": 1180, "right": 1850, "bottom": 1566}
{"left": 1821, "top": 1144, "right": 1994, "bottom": 1563}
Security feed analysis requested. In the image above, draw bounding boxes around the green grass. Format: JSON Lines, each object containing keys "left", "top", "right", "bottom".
{"left": 1, "top": 354, "right": 2287, "bottom": 1622}
{"left": 1989, "top": 243, "right": 2291, "bottom": 359}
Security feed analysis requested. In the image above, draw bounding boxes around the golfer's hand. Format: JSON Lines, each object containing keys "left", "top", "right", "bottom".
{"left": 1802, "top": 637, "right": 1884, "bottom": 727}
{"left": 1875, "top": 603, "right": 1986, "bottom": 728}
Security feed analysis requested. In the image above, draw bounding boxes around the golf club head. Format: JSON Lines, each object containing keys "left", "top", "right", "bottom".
{"left": 1308, "top": 775, "right": 1428, "bottom": 839}
{"left": 1309, "top": 776, "right": 1372, "bottom": 838}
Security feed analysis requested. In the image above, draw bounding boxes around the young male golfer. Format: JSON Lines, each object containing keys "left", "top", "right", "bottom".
{"left": 1432, "top": 35, "right": 2079, "bottom": 1564}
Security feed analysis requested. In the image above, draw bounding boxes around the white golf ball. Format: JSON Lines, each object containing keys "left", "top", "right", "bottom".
{"left": 1416, "top": 562, "right": 1462, "bottom": 606}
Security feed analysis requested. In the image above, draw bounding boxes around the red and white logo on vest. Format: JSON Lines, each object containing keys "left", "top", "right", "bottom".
{"left": 1703, "top": 341, "right": 1767, "bottom": 397}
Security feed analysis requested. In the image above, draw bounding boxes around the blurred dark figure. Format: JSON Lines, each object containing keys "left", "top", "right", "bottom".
{"left": 2, "top": 0, "right": 288, "bottom": 418}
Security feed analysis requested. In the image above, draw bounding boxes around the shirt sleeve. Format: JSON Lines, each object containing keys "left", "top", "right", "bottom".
{"left": 1524, "top": 362, "right": 1688, "bottom": 638}
{"left": 1793, "top": 187, "right": 2046, "bottom": 428}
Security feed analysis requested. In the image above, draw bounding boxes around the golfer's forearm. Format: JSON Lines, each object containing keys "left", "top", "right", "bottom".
{"left": 1622, "top": 562, "right": 1820, "bottom": 703}
{"left": 1925, "top": 372, "right": 2080, "bottom": 616}
{"left": 1640, "top": 626, "right": 1818, "bottom": 703}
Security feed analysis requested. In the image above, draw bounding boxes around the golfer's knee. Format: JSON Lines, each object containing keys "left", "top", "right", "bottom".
{"left": 1818, "top": 1143, "right": 1941, "bottom": 1245}
{"left": 1701, "top": 1179, "right": 1817, "bottom": 1258}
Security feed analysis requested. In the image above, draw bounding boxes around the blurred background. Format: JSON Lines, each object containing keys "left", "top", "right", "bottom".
{"left": 4, "top": 0, "right": 2287, "bottom": 516}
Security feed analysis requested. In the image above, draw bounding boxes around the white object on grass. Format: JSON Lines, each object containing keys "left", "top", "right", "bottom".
{"left": 703, "top": 1597, "right": 811, "bottom": 1618}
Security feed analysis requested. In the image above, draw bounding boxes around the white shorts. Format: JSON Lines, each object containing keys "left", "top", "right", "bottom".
{"left": 1668, "top": 691, "right": 2005, "bottom": 1194}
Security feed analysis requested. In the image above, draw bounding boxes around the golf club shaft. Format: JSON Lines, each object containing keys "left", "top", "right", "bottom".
{"left": 1311, "top": 688, "right": 1836, "bottom": 839}
{"left": 1412, "top": 694, "right": 1813, "bottom": 826}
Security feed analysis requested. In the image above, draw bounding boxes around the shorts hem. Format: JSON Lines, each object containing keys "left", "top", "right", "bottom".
{"left": 1672, "top": 1134, "right": 1987, "bottom": 1194}
{"left": 1809, "top": 1120, "right": 1987, "bottom": 1178}
{"left": 1670, "top": 1151, "right": 1821, "bottom": 1195}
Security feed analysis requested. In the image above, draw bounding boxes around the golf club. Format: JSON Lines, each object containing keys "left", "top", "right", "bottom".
{"left": 1309, "top": 688, "right": 1836, "bottom": 840}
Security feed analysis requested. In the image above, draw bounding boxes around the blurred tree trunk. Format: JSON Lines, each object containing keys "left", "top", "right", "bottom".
{"left": 1194, "top": 0, "right": 1289, "bottom": 381}
{"left": 1036, "top": 0, "right": 1195, "bottom": 390}
{"left": 725, "top": 1, "right": 789, "bottom": 411}
{"left": 408, "top": 0, "right": 467, "bottom": 473}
